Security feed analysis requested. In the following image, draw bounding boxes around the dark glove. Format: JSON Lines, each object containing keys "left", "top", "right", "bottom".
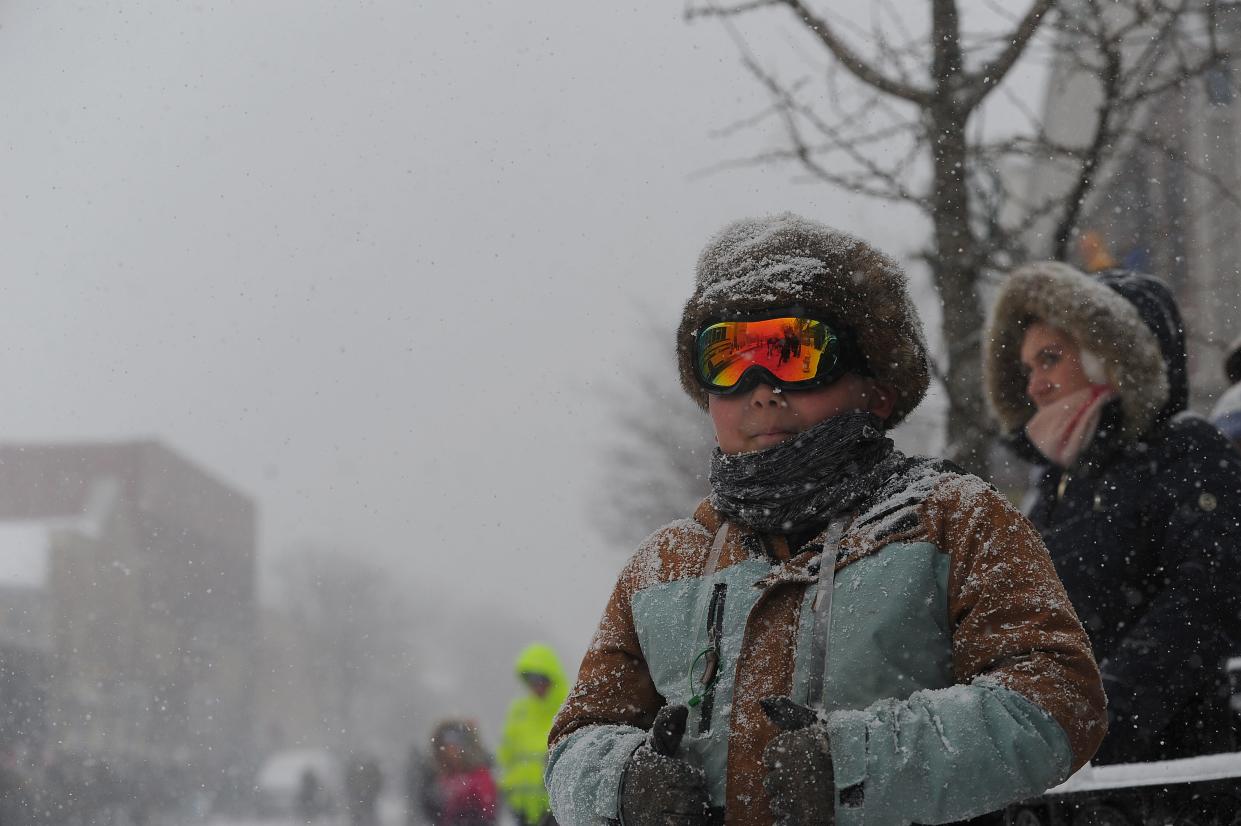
{"left": 619, "top": 704, "right": 711, "bottom": 826}
{"left": 761, "top": 696, "right": 835, "bottom": 826}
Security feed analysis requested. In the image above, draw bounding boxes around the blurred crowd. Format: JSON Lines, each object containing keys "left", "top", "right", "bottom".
{"left": 401, "top": 643, "right": 567, "bottom": 826}
{"left": 0, "top": 751, "right": 241, "bottom": 825}
{"left": 0, "top": 642, "right": 568, "bottom": 826}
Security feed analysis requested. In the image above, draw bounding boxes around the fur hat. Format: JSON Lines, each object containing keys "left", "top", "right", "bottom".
{"left": 676, "top": 213, "right": 929, "bottom": 426}
{"left": 983, "top": 261, "right": 1170, "bottom": 440}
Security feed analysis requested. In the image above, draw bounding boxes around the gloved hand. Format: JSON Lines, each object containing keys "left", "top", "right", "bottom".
{"left": 619, "top": 704, "right": 711, "bottom": 826}
{"left": 760, "top": 696, "right": 836, "bottom": 826}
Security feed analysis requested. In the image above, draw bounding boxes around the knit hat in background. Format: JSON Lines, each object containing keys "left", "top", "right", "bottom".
{"left": 676, "top": 213, "right": 930, "bottom": 427}
{"left": 1225, "top": 332, "right": 1241, "bottom": 385}
{"left": 1213, "top": 382, "right": 1241, "bottom": 442}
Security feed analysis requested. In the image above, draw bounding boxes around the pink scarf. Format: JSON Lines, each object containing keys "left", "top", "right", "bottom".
{"left": 1025, "top": 384, "right": 1116, "bottom": 468}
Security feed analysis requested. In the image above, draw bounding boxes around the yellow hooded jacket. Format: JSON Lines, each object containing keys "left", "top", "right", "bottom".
{"left": 498, "top": 643, "right": 568, "bottom": 825}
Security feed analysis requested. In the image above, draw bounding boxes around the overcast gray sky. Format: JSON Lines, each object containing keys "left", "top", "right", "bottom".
{"left": 0, "top": 2, "right": 981, "bottom": 673}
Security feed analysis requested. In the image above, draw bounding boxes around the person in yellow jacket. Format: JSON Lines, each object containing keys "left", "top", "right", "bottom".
{"left": 498, "top": 643, "right": 568, "bottom": 826}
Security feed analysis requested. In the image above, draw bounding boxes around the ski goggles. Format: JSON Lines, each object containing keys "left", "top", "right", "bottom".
{"left": 693, "top": 311, "right": 863, "bottom": 394}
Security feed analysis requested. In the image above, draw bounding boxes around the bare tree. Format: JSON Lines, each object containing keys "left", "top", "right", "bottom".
{"left": 684, "top": 0, "right": 1233, "bottom": 470}
{"left": 594, "top": 317, "right": 716, "bottom": 549}
{"left": 264, "top": 546, "right": 420, "bottom": 762}
{"left": 260, "top": 546, "right": 560, "bottom": 762}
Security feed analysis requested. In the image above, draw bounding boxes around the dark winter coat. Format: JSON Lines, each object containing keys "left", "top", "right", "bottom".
{"left": 985, "top": 264, "right": 1241, "bottom": 765}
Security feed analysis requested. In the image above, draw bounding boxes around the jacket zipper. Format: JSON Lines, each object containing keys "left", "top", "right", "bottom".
{"left": 697, "top": 582, "right": 727, "bottom": 735}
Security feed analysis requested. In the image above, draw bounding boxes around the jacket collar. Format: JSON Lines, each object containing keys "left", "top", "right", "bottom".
{"left": 692, "top": 499, "right": 878, "bottom": 587}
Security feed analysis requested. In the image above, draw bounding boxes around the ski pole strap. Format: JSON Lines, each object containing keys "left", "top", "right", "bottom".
{"left": 703, "top": 523, "right": 728, "bottom": 580}
{"left": 687, "top": 524, "right": 731, "bottom": 708}
{"left": 803, "top": 516, "right": 850, "bottom": 710}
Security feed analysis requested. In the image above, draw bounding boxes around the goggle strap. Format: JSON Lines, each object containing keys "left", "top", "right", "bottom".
{"left": 703, "top": 523, "right": 728, "bottom": 579}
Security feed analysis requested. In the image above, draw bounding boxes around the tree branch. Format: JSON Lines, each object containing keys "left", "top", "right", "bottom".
{"left": 961, "top": 0, "right": 1057, "bottom": 111}
{"left": 739, "top": 56, "right": 928, "bottom": 204}
{"left": 1131, "top": 131, "right": 1241, "bottom": 210}
{"left": 684, "top": 0, "right": 780, "bottom": 21}
{"left": 1050, "top": 0, "right": 1123, "bottom": 258}
{"left": 777, "top": 0, "right": 933, "bottom": 104}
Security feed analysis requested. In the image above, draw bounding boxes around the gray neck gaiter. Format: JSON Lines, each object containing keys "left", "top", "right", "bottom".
{"left": 709, "top": 410, "right": 902, "bottom": 535}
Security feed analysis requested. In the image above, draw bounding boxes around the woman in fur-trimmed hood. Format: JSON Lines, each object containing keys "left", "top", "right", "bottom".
{"left": 984, "top": 261, "right": 1241, "bottom": 765}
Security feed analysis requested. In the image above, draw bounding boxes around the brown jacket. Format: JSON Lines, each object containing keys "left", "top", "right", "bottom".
{"left": 547, "top": 465, "right": 1106, "bottom": 826}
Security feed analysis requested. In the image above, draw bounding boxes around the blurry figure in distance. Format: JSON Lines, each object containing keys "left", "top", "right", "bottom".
{"left": 344, "top": 755, "right": 383, "bottom": 826}
{"left": 1211, "top": 332, "right": 1241, "bottom": 452}
{"left": 297, "top": 767, "right": 329, "bottom": 823}
{"left": 498, "top": 643, "right": 567, "bottom": 826}
{"left": 423, "top": 720, "right": 497, "bottom": 826}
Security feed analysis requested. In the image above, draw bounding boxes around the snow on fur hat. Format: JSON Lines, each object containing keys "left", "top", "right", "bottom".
{"left": 983, "top": 261, "right": 1170, "bottom": 440}
{"left": 676, "top": 213, "right": 930, "bottom": 426}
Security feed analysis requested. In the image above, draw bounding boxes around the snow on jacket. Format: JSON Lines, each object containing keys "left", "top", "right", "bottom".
{"left": 546, "top": 461, "right": 1105, "bottom": 826}
{"left": 985, "top": 265, "right": 1241, "bottom": 763}
{"left": 498, "top": 643, "right": 569, "bottom": 825}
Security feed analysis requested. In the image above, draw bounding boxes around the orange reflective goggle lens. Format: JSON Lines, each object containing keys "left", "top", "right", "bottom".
{"left": 695, "top": 316, "right": 842, "bottom": 394}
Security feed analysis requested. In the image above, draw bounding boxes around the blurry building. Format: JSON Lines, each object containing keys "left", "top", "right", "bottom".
{"left": 1024, "top": 2, "right": 1241, "bottom": 410}
{"left": 0, "top": 441, "right": 257, "bottom": 777}
{"left": 0, "top": 522, "right": 53, "bottom": 761}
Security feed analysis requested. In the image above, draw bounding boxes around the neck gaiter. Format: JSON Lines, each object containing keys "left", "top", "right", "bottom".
{"left": 709, "top": 410, "right": 902, "bottom": 535}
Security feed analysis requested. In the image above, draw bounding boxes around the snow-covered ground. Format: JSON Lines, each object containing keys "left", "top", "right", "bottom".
{"left": 198, "top": 820, "right": 365, "bottom": 826}
{"left": 167, "top": 795, "right": 409, "bottom": 826}
{"left": 174, "top": 795, "right": 519, "bottom": 826}
{"left": 189, "top": 816, "right": 398, "bottom": 825}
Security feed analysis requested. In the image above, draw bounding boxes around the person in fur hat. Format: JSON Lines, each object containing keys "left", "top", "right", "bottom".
{"left": 984, "top": 261, "right": 1241, "bottom": 765}
{"left": 1211, "top": 332, "right": 1241, "bottom": 450}
{"left": 545, "top": 214, "right": 1105, "bottom": 826}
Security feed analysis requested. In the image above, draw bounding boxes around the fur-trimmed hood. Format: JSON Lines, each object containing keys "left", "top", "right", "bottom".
{"left": 983, "top": 262, "right": 1187, "bottom": 440}
{"left": 676, "top": 213, "right": 929, "bottom": 426}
